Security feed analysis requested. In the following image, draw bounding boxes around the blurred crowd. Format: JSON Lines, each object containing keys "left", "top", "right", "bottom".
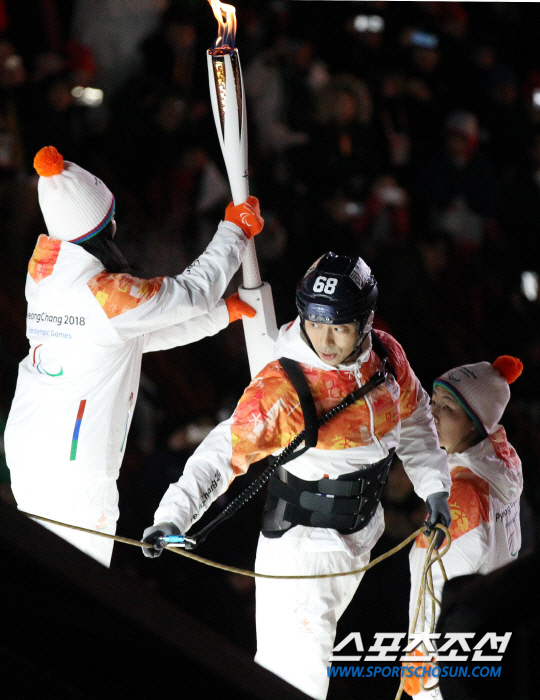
{"left": 1, "top": 0, "right": 540, "bottom": 684}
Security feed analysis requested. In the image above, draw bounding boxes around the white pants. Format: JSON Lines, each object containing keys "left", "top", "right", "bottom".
{"left": 10, "top": 464, "right": 118, "bottom": 568}
{"left": 254, "top": 533, "right": 370, "bottom": 700}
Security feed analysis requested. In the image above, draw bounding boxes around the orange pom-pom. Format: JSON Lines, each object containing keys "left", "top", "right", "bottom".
{"left": 493, "top": 355, "right": 523, "bottom": 384}
{"left": 34, "top": 146, "right": 64, "bottom": 177}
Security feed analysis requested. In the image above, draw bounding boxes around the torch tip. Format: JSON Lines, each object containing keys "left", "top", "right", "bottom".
{"left": 209, "top": 45, "right": 236, "bottom": 56}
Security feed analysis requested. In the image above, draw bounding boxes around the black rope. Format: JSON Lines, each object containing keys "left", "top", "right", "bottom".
{"left": 185, "top": 367, "right": 386, "bottom": 549}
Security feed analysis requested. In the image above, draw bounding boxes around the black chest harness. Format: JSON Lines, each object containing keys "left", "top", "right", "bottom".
{"left": 262, "top": 332, "right": 396, "bottom": 538}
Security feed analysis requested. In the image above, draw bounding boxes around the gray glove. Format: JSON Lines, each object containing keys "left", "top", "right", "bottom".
{"left": 141, "top": 522, "right": 180, "bottom": 558}
{"left": 425, "top": 492, "right": 451, "bottom": 548}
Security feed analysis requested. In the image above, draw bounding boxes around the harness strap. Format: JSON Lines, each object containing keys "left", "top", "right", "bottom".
{"left": 274, "top": 462, "right": 387, "bottom": 497}
{"left": 266, "top": 501, "right": 367, "bottom": 533}
{"left": 371, "top": 330, "right": 395, "bottom": 379}
{"left": 262, "top": 449, "right": 395, "bottom": 537}
{"left": 278, "top": 357, "right": 319, "bottom": 461}
{"left": 269, "top": 477, "right": 369, "bottom": 514}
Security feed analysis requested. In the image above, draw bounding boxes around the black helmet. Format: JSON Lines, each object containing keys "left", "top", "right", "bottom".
{"left": 296, "top": 252, "right": 377, "bottom": 335}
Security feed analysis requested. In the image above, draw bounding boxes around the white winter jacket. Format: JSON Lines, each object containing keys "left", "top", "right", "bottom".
{"left": 5, "top": 220, "right": 246, "bottom": 479}
{"left": 154, "top": 318, "right": 451, "bottom": 555}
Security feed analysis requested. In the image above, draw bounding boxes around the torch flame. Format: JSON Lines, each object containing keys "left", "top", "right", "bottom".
{"left": 207, "top": 0, "right": 237, "bottom": 50}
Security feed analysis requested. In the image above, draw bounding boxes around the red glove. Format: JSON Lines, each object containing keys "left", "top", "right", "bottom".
{"left": 224, "top": 195, "right": 264, "bottom": 239}
{"left": 225, "top": 292, "right": 256, "bottom": 323}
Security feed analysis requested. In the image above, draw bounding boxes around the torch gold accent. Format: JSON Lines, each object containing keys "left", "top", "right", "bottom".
{"left": 212, "top": 57, "right": 227, "bottom": 135}
{"left": 230, "top": 51, "right": 243, "bottom": 136}
{"left": 210, "top": 49, "right": 243, "bottom": 139}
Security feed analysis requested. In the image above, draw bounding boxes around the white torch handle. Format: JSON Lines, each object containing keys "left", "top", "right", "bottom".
{"left": 238, "top": 282, "right": 278, "bottom": 377}
{"left": 241, "top": 241, "right": 261, "bottom": 290}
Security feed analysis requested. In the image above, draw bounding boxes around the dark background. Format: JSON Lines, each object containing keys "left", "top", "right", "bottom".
{"left": 1, "top": 2, "right": 540, "bottom": 698}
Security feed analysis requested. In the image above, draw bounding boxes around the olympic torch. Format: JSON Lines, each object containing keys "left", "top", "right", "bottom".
{"left": 206, "top": 0, "right": 278, "bottom": 378}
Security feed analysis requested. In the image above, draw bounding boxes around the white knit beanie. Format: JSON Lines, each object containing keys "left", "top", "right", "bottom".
{"left": 34, "top": 146, "right": 115, "bottom": 243}
{"left": 434, "top": 356, "right": 523, "bottom": 437}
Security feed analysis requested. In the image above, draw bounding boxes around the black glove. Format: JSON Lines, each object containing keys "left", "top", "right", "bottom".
{"left": 141, "top": 522, "right": 180, "bottom": 558}
{"left": 425, "top": 492, "right": 451, "bottom": 549}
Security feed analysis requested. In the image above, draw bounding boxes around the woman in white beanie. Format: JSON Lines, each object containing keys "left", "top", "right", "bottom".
{"left": 4, "top": 145, "right": 263, "bottom": 567}
{"left": 404, "top": 356, "right": 524, "bottom": 699}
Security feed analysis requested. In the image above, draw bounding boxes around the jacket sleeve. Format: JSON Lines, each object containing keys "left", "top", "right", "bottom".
{"left": 142, "top": 300, "right": 229, "bottom": 353}
{"left": 87, "top": 220, "right": 247, "bottom": 339}
{"left": 398, "top": 384, "right": 452, "bottom": 501}
{"left": 468, "top": 428, "right": 523, "bottom": 503}
{"left": 381, "top": 332, "right": 451, "bottom": 501}
{"left": 153, "top": 415, "right": 238, "bottom": 533}
{"left": 153, "top": 362, "right": 300, "bottom": 532}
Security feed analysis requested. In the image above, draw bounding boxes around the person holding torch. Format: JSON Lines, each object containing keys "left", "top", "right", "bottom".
{"left": 4, "top": 145, "right": 263, "bottom": 568}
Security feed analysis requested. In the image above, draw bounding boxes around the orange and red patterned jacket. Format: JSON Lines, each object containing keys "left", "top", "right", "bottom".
{"left": 154, "top": 318, "right": 451, "bottom": 554}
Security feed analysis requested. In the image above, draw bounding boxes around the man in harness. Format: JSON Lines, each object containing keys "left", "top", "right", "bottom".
{"left": 142, "top": 252, "right": 452, "bottom": 700}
